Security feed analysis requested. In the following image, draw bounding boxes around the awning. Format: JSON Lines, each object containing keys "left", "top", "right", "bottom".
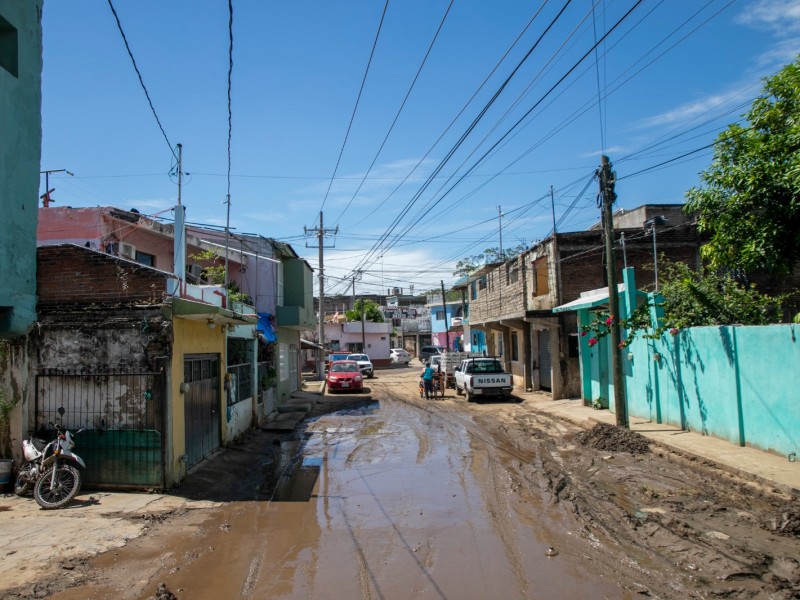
{"left": 257, "top": 312, "right": 277, "bottom": 343}
{"left": 552, "top": 286, "right": 620, "bottom": 313}
{"left": 301, "top": 338, "right": 323, "bottom": 350}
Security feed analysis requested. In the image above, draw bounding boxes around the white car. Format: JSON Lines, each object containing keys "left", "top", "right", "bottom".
{"left": 347, "top": 354, "right": 374, "bottom": 378}
{"left": 390, "top": 348, "right": 411, "bottom": 364}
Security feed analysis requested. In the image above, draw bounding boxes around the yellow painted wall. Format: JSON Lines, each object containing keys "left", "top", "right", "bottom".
{"left": 168, "top": 318, "right": 227, "bottom": 486}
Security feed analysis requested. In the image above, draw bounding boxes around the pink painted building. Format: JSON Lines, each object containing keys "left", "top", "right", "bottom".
{"left": 37, "top": 206, "right": 245, "bottom": 283}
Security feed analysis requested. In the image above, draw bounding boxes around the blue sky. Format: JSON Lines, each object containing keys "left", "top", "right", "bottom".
{"left": 39, "top": 0, "right": 800, "bottom": 297}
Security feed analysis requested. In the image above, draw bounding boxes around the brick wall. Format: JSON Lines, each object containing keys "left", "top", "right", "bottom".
{"left": 468, "top": 224, "right": 701, "bottom": 321}
{"left": 37, "top": 245, "right": 168, "bottom": 308}
{"left": 469, "top": 255, "right": 527, "bottom": 323}
{"left": 557, "top": 226, "right": 701, "bottom": 304}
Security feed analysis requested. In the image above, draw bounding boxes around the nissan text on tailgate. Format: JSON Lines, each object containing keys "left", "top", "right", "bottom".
{"left": 454, "top": 358, "right": 514, "bottom": 401}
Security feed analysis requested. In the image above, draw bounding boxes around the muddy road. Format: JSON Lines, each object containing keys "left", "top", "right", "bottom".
{"left": 24, "top": 367, "right": 800, "bottom": 599}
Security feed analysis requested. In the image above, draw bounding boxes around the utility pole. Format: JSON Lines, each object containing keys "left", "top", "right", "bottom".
{"left": 39, "top": 168, "right": 73, "bottom": 207}
{"left": 497, "top": 205, "right": 504, "bottom": 258}
{"left": 644, "top": 216, "right": 668, "bottom": 292}
{"left": 598, "top": 155, "right": 628, "bottom": 428}
{"left": 173, "top": 144, "right": 187, "bottom": 285}
{"left": 177, "top": 144, "right": 182, "bottom": 207}
{"left": 353, "top": 270, "right": 365, "bottom": 352}
{"left": 440, "top": 280, "right": 450, "bottom": 351}
{"left": 305, "top": 212, "right": 338, "bottom": 379}
{"left": 620, "top": 231, "right": 628, "bottom": 269}
{"left": 550, "top": 185, "right": 557, "bottom": 234}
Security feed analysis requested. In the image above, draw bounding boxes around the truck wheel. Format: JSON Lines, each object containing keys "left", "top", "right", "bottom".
{"left": 466, "top": 391, "right": 474, "bottom": 402}
{"left": 455, "top": 385, "right": 462, "bottom": 396}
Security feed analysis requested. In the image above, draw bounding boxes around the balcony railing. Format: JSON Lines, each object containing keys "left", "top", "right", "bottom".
{"left": 399, "top": 316, "right": 431, "bottom": 333}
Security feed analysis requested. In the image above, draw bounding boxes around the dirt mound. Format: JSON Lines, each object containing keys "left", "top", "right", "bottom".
{"left": 152, "top": 583, "right": 178, "bottom": 600}
{"left": 575, "top": 423, "right": 650, "bottom": 455}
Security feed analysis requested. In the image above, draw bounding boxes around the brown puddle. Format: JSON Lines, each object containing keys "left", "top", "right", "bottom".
{"left": 53, "top": 398, "right": 632, "bottom": 599}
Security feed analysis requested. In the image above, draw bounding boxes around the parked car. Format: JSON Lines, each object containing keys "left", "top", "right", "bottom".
{"left": 419, "top": 345, "right": 445, "bottom": 363}
{"left": 390, "top": 348, "right": 411, "bottom": 364}
{"left": 325, "top": 352, "right": 350, "bottom": 372}
{"left": 326, "top": 361, "right": 364, "bottom": 393}
{"left": 347, "top": 353, "right": 374, "bottom": 378}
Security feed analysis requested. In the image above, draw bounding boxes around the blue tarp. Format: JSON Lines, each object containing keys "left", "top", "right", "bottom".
{"left": 257, "top": 312, "right": 277, "bottom": 343}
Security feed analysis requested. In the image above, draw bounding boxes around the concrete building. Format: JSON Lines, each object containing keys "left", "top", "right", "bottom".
{"left": 322, "top": 321, "right": 392, "bottom": 366}
{"left": 0, "top": 0, "right": 43, "bottom": 339}
{"left": 384, "top": 293, "right": 430, "bottom": 355}
{"left": 466, "top": 204, "right": 701, "bottom": 399}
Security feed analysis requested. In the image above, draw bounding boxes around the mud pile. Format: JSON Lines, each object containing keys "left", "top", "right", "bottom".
{"left": 761, "top": 510, "right": 800, "bottom": 537}
{"left": 575, "top": 422, "right": 650, "bottom": 455}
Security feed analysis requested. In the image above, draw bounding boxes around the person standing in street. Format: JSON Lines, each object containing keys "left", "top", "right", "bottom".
{"left": 421, "top": 363, "right": 435, "bottom": 400}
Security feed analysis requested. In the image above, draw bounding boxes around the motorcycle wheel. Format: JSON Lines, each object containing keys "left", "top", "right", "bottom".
{"left": 13, "top": 468, "right": 32, "bottom": 496}
{"left": 34, "top": 465, "right": 81, "bottom": 510}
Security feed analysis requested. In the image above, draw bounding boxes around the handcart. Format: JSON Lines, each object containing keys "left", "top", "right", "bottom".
{"left": 418, "top": 372, "right": 445, "bottom": 399}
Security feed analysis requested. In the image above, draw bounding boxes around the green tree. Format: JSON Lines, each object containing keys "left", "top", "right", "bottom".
{"left": 346, "top": 299, "right": 385, "bottom": 323}
{"left": 189, "top": 249, "right": 253, "bottom": 305}
{"left": 685, "top": 57, "right": 800, "bottom": 276}
{"left": 581, "top": 261, "right": 785, "bottom": 346}
{"left": 452, "top": 243, "right": 527, "bottom": 277}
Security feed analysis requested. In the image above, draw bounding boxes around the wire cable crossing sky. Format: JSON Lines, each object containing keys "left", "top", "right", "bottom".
{"left": 38, "top": 0, "right": 800, "bottom": 293}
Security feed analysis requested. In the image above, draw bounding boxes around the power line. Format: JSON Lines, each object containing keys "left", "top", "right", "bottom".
{"left": 372, "top": 0, "right": 646, "bottom": 268}
{"left": 345, "top": 0, "right": 577, "bottom": 277}
{"left": 106, "top": 0, "right": 177, "bottom": 161}
{"left": 318, "top": 0, "right": 390, "bottom": 218}
{"left": 226, "top": 0, "right": 234, "bottom": 200}
{"left": 348, "top": 0, "right": 551, "bottom": 230}
{"left": 223, "top": 0, "right": 234, "bottom": 288}
{"left": 333, "top": 0, "right": 455, "bottom": 227}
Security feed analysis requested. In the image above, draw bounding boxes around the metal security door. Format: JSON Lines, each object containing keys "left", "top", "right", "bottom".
{"left": 35, "top": 366, "right": 166, "bottom": 489}
{"left": 184, "top": 355, "right": 221, "bottom": 469}
{"left": 538, "top": 329, "right": 552, "bottom": 390}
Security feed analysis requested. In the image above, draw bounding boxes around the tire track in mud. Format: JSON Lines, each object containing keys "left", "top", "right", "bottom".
{"left": 375, "top": 376, "right": 800, "bottom": 599}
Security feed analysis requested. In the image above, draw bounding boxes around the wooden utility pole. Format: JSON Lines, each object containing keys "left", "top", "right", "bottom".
{"left": 598, "top": 155, "right": 628, "bottom": 428}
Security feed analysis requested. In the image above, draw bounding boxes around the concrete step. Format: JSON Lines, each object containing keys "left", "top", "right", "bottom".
{"left": 260, "top": 411, "right": 307, "bottom": 432}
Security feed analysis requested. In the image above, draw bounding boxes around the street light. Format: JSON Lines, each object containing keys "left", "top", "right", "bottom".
{"left": 644, "top": 215, "right": 668, "bottom": 291}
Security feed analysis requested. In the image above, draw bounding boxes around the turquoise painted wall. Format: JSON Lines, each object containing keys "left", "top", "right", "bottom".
{"left": 0, "top": 1, "right": 43, "bottom": 338}
{"left": 625, "top": 324, "right": 800, "bottom": 456}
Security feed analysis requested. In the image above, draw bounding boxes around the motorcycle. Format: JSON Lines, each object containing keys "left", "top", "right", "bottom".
{"left": 15, "top": 417, "right": 85, "bottom": 510}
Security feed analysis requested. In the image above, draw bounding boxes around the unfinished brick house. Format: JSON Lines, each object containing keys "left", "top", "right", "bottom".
{"left": 464, "top": 204, "right": 701, "bottom": 399}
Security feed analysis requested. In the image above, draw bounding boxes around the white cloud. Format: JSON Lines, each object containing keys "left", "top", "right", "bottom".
{"left": 737, "top": 0, "right": 800, "bottom": 34}
{"left": 640, "top": 93, "right": 736, "bottom": 128}
{"left": 753, "top": 36, "right": 800, "bottom": 67}
{"left": 580, "top": 146, "right": 628, "bottom": 159}
{"left": 124, "top": 198, "right": 175, "bottom": 214}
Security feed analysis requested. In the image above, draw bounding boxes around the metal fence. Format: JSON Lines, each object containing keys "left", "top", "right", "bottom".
{"left": 35, "top": 366, "right": 166, "bottom": 489}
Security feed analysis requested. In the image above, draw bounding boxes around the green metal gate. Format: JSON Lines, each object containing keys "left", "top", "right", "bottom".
{"left": 35, "top": 365, "right": 166, "bottom": 489}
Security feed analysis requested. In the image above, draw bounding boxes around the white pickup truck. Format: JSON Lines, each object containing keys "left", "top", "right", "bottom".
{"left": 454, "top": 357, "right": 514, "bottom": 401}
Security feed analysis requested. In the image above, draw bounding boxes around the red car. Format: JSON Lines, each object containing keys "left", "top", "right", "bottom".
{"left": 326, "top": 360, "right": 364, "bottom": 393}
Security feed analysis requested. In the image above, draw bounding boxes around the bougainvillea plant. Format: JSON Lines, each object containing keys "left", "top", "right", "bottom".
{"left": 579, "top": 261, "right": 785, "bottom": 348}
